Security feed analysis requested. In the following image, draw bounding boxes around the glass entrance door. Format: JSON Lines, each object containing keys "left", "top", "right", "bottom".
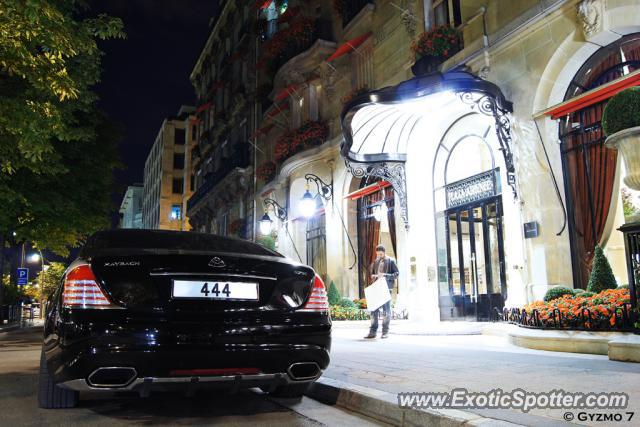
{"left": 442, "top": 198, "right": 505, "bottom": 321}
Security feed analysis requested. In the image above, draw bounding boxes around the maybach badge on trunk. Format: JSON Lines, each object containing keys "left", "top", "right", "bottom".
{"left": 208, "top": 257, "right": 226, "bottom": 268}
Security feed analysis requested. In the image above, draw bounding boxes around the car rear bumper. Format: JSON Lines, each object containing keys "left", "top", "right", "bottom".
{"left": 59, "top": 368, "right": 319, "bottom": 393}
{"left": 46, "top": 314, "right": 331, "bottom": 391}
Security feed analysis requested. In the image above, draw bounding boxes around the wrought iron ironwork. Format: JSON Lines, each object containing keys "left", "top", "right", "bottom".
{"left": 494, "top": 304, "right": 637, "bottom": 332}
{"left": 263, "top": 198, "right": 287, "bottom": 221}
{"left": 304, "top": 174, "right": 333, "bottom": 202}
{"left": 346, "top": 160, "right": 409, "bottom": 230}
{"left": 456, "top": 91, "right": 516, "bottom": 198}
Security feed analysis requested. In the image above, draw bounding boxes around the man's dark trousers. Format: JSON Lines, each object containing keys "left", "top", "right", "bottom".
{"left": 370, "top": 300, "right": 391, "bottom": 334}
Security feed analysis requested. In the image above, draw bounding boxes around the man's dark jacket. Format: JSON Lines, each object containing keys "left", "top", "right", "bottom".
{"left": 369, "top": 257, "right": 399, "bottom": 289}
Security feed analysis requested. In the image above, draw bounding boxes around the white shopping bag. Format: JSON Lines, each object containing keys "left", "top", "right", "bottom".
{"left": 364, "top": 277, "right": 391, "bottom": 312}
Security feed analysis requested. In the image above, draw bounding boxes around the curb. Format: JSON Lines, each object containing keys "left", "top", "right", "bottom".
{"left": 306, "top": 377, "right": 523, "bottom": 426}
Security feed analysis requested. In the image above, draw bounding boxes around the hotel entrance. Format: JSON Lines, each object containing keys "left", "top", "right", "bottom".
{"left": 440, "top": 179, "right": 506, "bottom": 321}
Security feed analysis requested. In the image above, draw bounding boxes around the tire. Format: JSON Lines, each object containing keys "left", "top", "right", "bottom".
{"left": 264, "top": 382, "right": 310, "bottom": 398}
{"left": 38, "top": 348, "right": 79, "bottom": 409}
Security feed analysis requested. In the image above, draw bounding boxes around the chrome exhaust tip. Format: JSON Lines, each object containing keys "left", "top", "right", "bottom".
{"left": 87, "top": 367, "right": 137, "bottom": 388}
{"left": 287, "top": 362, "right": 321, "bottom": 381}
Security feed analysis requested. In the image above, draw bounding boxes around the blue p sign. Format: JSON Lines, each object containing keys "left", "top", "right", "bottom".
{"left": 17, "top": 268, "right": 29, "bottom": 286}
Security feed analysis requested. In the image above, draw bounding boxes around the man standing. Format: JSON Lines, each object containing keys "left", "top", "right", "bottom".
{"left": 364, "top": 245, "right": 399, "bottom": 339}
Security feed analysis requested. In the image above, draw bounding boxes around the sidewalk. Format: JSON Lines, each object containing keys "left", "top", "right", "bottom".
{"left": 316, "top": 321, "right": 640, "bottom": 426}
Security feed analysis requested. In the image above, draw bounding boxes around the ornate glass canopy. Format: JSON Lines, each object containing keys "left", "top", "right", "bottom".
{"left": 340, "top": 71, "right": 515, "bottom": 229}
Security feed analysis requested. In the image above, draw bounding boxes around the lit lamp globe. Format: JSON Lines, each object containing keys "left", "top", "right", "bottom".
{"left": 28, "top": 253, "right": 41, "bottom": 263}
{"left": 259, "top": 213, "right": 273, "bottom": 235}
{"left": 373, "top": 202, "right": 388, "bottom": 222}
{"left": 300, "top": 190, "right": 317, "bottom": 218}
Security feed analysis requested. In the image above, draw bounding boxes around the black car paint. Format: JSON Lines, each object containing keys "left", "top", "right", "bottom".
{"left": 43, "top": 230, "right": 331, "bottom": 389}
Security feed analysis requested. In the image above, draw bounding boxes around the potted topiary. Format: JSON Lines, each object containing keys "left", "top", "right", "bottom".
{"left": 410, "top": 25, "right": 461, "bottom": 77}
{"left": 603, "top": 87, "right": 640, "bottom": 190}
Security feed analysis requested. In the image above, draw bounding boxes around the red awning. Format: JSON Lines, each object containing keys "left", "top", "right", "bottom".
{"left": 196, "top": 102, "right": 212, "bottom": 113}
{"left": 274, "top": 84, "right": 300, "bottom": 102}
{"left": 344, "top": 181, "right": 391, "bottom": 201}
{"left": 326, "top": 32, "right": 372, "bottom": 62}
{"left": 539, "top": 69, "right": 640, "bottom": 119}
{"left": 266, "top": 101, "right": 290, "bottom": 118}
{"left": 254, "top": 0, "right": 273, "bottom": 10}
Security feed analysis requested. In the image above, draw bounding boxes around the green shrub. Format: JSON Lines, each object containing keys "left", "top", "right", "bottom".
{"left": 573, "top": 288, "right": 586, "bottom": 294}
{"left": 602, "top": 87, "right": 640, "bottom": 136}
{"left": 256, "top": 235, "right": 276, "bottom": 251}
{"left": 327, "top": 281, "right": 341, "bottom": 306}
{"left": 338, "top": 297, "right": 356, "bottom": 309}
{"left": 617, "top": 284, "right": 630, "bottom": 290}
{"left": 579, "top": 291, "right": 596, "bottom": 297}
{"left": 544, "top": 286, "right": 575, "bottom": 302}
{"left": 587, "top": 245, "right": 618, "bottom": 293}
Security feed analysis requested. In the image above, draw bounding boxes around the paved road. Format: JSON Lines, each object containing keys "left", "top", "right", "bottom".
{"left": 326, "top": 325, "right": 640, "bottom": 426}
{"left": 0, "top": 327, "right": 385, "bottom": 427}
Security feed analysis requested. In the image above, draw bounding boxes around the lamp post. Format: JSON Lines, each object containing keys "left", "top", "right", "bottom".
{"left": 260, "top": 198, "right": 288, "bottom": 235}
{"left": 27, "top": 250, "right": 44, "bottom": 319}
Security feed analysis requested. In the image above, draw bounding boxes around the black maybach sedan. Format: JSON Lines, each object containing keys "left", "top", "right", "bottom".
{"left": 39, "top": 229, "right": 331, "bottom": 408}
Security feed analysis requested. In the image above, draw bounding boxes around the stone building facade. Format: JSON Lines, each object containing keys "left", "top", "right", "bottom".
{"left": 118, "top": 184, "right": 143, "bottom": 229}
{"left": 142, "top": 106, "right": 195, "bottom": 231}
{"left": 188, "top": 0, "right": 640, "bottom": 322}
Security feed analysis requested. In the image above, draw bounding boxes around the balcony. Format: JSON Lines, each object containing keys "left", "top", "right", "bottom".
{"left": 187, "top": 144, "right": 251, "bottom": 212}
{"left": 258, "top": 18, "right": 333, "bottom": 75}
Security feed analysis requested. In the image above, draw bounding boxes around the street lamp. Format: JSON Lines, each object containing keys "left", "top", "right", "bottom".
{"left": 28, "top": 253, "right": 41, "bottom": 264}
{"left": 299, "top": 187, "right": 317, "bottom": 219}
{"left": 300, "top": 174, "right": 333, "bottom": 218}
{"left": 260, "top": 198, "right": 288, "bottom": 235}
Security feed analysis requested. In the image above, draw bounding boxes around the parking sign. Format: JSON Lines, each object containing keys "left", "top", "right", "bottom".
{"left": 17, "top": 268, "right": 29, "bottom": 286}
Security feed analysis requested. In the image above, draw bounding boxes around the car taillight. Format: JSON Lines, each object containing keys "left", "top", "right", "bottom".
{"left": 300, "top": 275, "right": 329, "bottom": 312}
{"left": 62, "top": 263, "right": 113, "bottom": 308}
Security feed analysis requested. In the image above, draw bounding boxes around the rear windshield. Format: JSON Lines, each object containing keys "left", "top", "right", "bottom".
{"left": 83, "top": 230, "right": 282, "bottom": 257}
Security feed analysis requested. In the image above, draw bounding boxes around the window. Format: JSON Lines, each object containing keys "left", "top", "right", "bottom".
{"left": 190, "top": 174, "right": 194, "bottom": 191}
{"left": 175, "top": 128, "right": 185, "bottom": 145}
{"left": 432, "top": 0, "right": 461, "bottom": 27}
{"left": 172, "top": 178, "right": 183, "bottom": 194}
{"left": 192, "top": 125, "right": 197, "bottom": 141}
{"left": 173, "top": 153, "right": 184, "bottom": 170}
{"left": 170, "top": 205, "right": 181, "bottom": 221}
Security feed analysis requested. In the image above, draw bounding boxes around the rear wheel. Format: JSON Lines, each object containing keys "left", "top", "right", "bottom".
{"left": 263, "top": 382, "right": 310, "bottom": 398}
{"left": 38, "top": 348, "right": 79, "bottom": 409}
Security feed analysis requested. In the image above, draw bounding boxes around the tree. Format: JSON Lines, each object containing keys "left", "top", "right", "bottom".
{"left": 0, "top": 1, "right": 125, "bottom": 254}
{"left": 587, "top": 245, "right": 618, "bottom": 293}
{"left": 40, "top": 262, "right": 66, "bottom": 300}
{"left": 327, "top": 281, "right": 341, "bottom": 306}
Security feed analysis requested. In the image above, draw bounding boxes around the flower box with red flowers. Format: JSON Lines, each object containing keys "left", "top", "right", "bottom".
{"left": 411, "top": 25, "right": 461, "bottom": 76}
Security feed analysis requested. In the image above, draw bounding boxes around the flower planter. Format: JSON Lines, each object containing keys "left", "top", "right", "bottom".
{"left": 411, "top": 55, "right": 443, "bottom": 77}
{"left": 605, "top": 126, "right": 640, "bottom": 190}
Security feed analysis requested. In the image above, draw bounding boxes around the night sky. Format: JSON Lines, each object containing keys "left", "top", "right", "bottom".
{"left": 89, "top": 1, "right": 219, "bottom": 190}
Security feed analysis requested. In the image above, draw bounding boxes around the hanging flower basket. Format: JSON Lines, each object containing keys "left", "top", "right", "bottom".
{"left": 410, "top": 26, "right": 461, "bottom": 76}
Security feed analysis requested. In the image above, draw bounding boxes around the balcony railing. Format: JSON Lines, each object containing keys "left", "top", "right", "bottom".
{"left": 340, "top": 0, "right": 372, "bottom": 27}
{"left": 258, "top": 18, "right": 332, "bottom": 75}
{"left": 187, "top": 144, "right": 251, "bottom": 212}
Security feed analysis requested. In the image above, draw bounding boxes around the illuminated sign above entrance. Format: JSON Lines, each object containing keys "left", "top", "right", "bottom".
{"left": 446, "top": 169, "right": 500, "bottom": 209}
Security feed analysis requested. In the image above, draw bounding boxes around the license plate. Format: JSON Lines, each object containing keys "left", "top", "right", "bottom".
{"left": 172, "top": 280, "right": 259, "bottom": 300}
